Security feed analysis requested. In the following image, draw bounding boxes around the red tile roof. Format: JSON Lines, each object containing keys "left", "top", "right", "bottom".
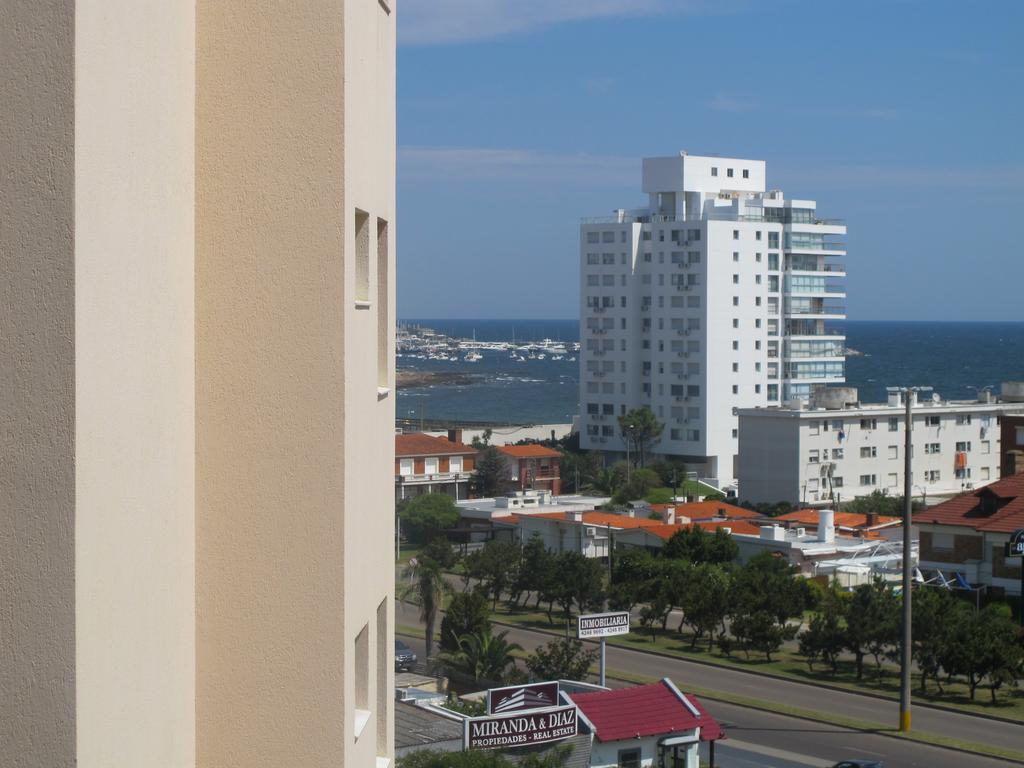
{"left": 642, "top": 520, "right": 763, "bottom": 540}
{"left": 650, "top": 501, "right": 760, "bottom": 520}
{"left": 915, "top": 474, "right": 1024, "bottom": 534}
{"left": 496, "top": 444, "right": 562, "bottom": 459}
{"left": 569, "top": 679, "right": 722, "bottom": 743}
{"left": 395, "top": 433, "right": 477, "bottom": 458}
{"left": 776, "top": 509, "right": 900, "bottom": 530}
{"left": 527, "top": 511, "right": 663, "bottom": 530}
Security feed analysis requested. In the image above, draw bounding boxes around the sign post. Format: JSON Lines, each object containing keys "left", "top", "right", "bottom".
{"left": 1004, "top": 529, "right": 1024, "bottom": 627}
{"left": 577, "top": 611, "right": 631, "bottom": 686}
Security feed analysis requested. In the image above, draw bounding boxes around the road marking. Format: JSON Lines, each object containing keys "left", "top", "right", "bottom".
{"left": 719, "top": 738, "right": 832, "bottom": 767}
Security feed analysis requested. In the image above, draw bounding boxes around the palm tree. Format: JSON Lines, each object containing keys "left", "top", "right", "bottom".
{"left": 439, "top": 628, "right": 522, "bottom": 685}
{"left": 400, "top": 556, "right": 451, "bottom": 661}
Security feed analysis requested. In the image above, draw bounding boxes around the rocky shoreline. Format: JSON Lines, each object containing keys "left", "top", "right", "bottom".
{"left": 396, "top": 369, "right": 479, "bottom": 389}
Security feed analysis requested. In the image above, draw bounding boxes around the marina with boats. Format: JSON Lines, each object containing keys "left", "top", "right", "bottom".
{"left": 397, "top": 323, "right": 578, "bottom": 363}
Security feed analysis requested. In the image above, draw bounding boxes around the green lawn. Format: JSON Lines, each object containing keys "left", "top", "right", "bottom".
{"left": 488, "top": 603, "right": 1024, "bottom": 723}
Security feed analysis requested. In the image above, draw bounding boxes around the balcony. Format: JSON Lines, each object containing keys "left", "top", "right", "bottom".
{"left": 785, "top": 241, "right": 846, "bottom": 253}
{"left": 398, "top": 472, "right": 470, "bottom": 485}
{"left": 785, "top": 302, "right": 845, "bottom": 317}
{"left": 786, "top": 262, "right": 846, "bottom": 274}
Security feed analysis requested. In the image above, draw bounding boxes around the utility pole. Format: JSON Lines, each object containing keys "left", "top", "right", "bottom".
{"left": 901, "top": 388, "right": 913, "bottom": 731}
{"left": 894, "top": 386, "right": 929, "bottom": 732}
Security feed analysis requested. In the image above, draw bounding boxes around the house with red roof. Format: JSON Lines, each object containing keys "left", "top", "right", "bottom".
{"left": 566, "top": 678, "right": 723, "bottom": 768}
{"left": 395, "top": 431, "right": 478, "bottom": 502}
{"left": 516, "top": 509, "right": 664, "bottom": 559}
{"left": 493, "top": 443, "right": 563, "bottom": 495}
{"left": 914, "top": 473, "right": 1024, "bottom": 595}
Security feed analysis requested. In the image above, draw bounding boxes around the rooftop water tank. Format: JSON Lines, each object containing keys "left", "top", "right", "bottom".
{"left": 1001, "top": 381, "right": 1024, "bottom": 403}
{"left": 813, "top": 387, "right": 859, "bottom": 411}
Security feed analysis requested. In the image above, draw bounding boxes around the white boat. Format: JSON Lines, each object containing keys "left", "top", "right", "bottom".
{"left": 464, "top": 351, "right": 482, "bottom": 362}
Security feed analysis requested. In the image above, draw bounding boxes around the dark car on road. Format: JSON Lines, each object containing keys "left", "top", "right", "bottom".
{"left": 832, "top": 761, "right": 884, "bottom": 768}
{"left": 395, "top": 639, "right": 417, "bottom": 671}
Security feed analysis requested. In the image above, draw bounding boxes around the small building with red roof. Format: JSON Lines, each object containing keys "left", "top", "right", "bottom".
{"left": 494, "top": 443, "right": 563, "bottom": 495}
{"left": 516, "top": 509, "right": 663, "bottom": 559}
{"left": 395, "top": 431, "right": 478, "bottom": 502}
{"left": 914, "top": 473, "right": 1024, "bottom": 595}
{"left": 566, "top": 678, "right": 722, "bottom": 768}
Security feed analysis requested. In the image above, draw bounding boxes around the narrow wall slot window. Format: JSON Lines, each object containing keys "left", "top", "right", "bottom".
{"left": 355, "top": 209, "right": 370, "bottom": 305}
{"left": 377, "top": 218, "right": 389, "bottom": 386}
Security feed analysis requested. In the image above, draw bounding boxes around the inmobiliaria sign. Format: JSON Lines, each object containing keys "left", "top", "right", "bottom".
{"left": 464, "top": 705, "right": 578, "bottom": 750}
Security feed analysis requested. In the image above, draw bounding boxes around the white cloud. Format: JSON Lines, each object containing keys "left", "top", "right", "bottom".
{"left": 710, "top": 92, "right": 755, "bottom": 113}
{"left": 399, "top": 146, "right": 636, "bottom": 185}
{"left": 398, "top": 0, "right": 720, "bottom": 45}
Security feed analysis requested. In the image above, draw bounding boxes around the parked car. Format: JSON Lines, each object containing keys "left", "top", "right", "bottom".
{"left": 395, "top": 639, "right": 417, "bottom": 671}
{"left": 831, "top": 761, "right": 883, "bottom": 768}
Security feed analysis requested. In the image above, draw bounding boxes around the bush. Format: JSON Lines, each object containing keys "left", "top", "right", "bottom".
{"left": 400, "top": 494, "right": 459, "bottom": 545}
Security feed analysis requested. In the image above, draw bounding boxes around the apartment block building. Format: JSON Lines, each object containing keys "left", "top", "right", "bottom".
{"left": 3, "top": 2, "right": 395, "bottom": 767}
{"left": 738, "top": 388, "right": 1024, "bottom": 506}
{"left": 579, "top": 153, "right": 846, "bottom": 486}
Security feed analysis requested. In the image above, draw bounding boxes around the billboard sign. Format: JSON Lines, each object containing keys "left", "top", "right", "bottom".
{"left": 1006, "top": 529, "right": 1024, "bottom": 558}
{"left": 578, "top": 611, "right": 631, "bottom": 639}
{"left": 486, "top": 681, "right": 560, "bottom": 715}
{"left": 465, "top": 705, "right": 578, "bottom": 750}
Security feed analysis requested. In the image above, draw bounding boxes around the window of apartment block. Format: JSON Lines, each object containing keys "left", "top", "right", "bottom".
{"left": 731, "top": 362, "right": 738, "bottom": 372}
{"left": 733, "top": 229, "right": 739, "bottom": 240}
{"left": 755, "top": 297, "right": 762, "bottom": 307}
{"left": 925, "top": 415, "right": 941, "bottom": 426}
{"left": 711, "top": 167, "right": 718, "bottom": 176}
{"left": 727, "top": 168, "right": 734, "bottom": 178}
{"left": 375, "top": 600, "right": 388, "bottom": 754}
{"left": 981, "top": 440, "right": 991, "bottom": 454}
{"left": 732, "top": 340, "right": 739, "bottom": 350}
{"left": 587, "top": 275, "right": 599, "bottom": 286}
{"left": 887, "top": 445, "right": 898, "bottom": 459}
{"left": 732, "top": 297, "right": 739, "bottom": 306}
{"left": 808, "top": 449, "right": 820, "bottom": 463}
{"left": 860, "top": 418, "right": 877, "bottom": 430}
{"left": 755, "top": 362, "right": 762, "bottom": 372}
{"left": 981, "top": 467, "right": 990, "bottom": 480}
{"left": 955, "top": 467, "right": 972, "bottom": 479}
{"left": 732, "top": 319, "right": 739, "bottom": 329}
{"left": 602, "top": 231, "right": 615, "bottom": 243}
{"left": 733, "top": 274, "right": 739, "bottom": 284}
{"left": 860, "top": 474, "right": 877, "bottom": 486}
{"left": 755, "top": 275, "right": 762, "bottom": 285}
{"left": 621, "top": 231, "right": 628, "bottom": 243}
{"left": 354, "top": 623, "right": 370, "bottom": 736}
{"left": 732, "top": 385, "right": 738, "bottom": 394}
{"left": 399, "top": 459, "right": 413, "bottom": 476}
{"left": 687, "top": 295, "right": 701, "bottom": 308}
{"left": 887, "top": 473, "right": 899, "bottom": 487}
{"left": 733, "top": 252, "right": 739, "bottom": 262}
{"left": 768, "top": 232, "right": 779, "bottom": 248}
{"left": 732, "top": 428, "right": 739, "bottom": 438}
{"left": 686, "top": 429, "right": 701, "bottom": 441}
{"left": 925, "top": 470, "right": 941, "bottom": 482}
{"left": 355, "top": 209, "right": 370, "bottom": 303}
{"left": 861, "top": 446, "right": 877, "bottom": 458}
{"left": 743, "top": 169, "right": 750, "bottom": 179}
{"left": 888, "top": 417, "right": 899, "bottom": 431}
{"left": 956, "top": 441, "right": 972, "bottom": 452}
{"left": 925, "top": 442, "right": 941, "bottom": 454}
{"left": 833, "top": 447, "right": 844, "bottom": 459}
{"left": 450, "top": 456, "right": 463, "bottom": 473}
{"left": 424, "top": 457, "right": 439, "bottom": 474}
{"left": 587, "top": 232, "right": 600, "bottom": 244}
{"left": 956, "top": 414, "right": 972, "bottom": 425}
{"left": 808, "top": 421, "right": 820, "bottom": 436}
{"left": 586, "top": 253, "right": 599, "bottom": 265}
{"left": 754, "top": 384, "right": 761, "bottom": 394}
{"left": 768, "top": 253, "right": 779, "bottom": 270}
{"left": 602, "top": 253, "right": 615, "bottom": 264}
{"left": 807, "top": 478, "right": 818, "bottom": 492}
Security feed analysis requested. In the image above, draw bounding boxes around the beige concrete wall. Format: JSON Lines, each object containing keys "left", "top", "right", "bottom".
{"left": 195, "top": 2, "right": 348, "bottom": 765}
{"left": 0, "top": 3, "right": 77, "bottom": 767}
{"left": 73, "top": 3, "right": 196, "bottom": 766}
{"left": 343, "top": 0, "right": 397, "bottom": 763}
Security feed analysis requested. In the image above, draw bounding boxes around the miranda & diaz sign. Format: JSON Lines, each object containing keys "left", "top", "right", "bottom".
{"left": 464, "top": 705, "right": 578, "bottom": 750}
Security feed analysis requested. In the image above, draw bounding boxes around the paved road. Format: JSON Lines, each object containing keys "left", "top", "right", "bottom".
{"left": 396, "top": 600, "right": 1023, "bottom": 763}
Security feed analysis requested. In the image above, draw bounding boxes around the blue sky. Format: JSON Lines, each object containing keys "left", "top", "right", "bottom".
{"left": 397, "top": 0, "right": 1023, "bottom": 321}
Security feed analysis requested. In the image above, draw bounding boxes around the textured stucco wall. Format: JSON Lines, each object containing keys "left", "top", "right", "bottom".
{"left": 195, "top": 2, "right": 348, "bottom": 765}
{"left": 0, "top": 3, "right": 77, "bottom": 766}
{"left": 74, "top": 3, "right": 196, "bottom": 766}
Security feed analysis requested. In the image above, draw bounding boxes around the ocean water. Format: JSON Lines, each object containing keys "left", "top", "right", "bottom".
{"left": 397, "top": 320, "right": 1024, "bottom": 425}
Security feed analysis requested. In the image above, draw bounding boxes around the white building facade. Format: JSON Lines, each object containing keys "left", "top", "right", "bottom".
{"left": 738, "top": 389, "right": 1024, "bottom": 506}
{"left": 579, "top": 153, "right": 846, "bottom": 486}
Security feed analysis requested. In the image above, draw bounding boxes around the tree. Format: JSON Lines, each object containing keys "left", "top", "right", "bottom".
{"left": 662, "top": 527, "right": 738, "bottom": 565}
{"left": 440, "top": 591, "right": 491, "bottom": 653}
{"left": 617, "top": 407, "right": 664, "bottom": 468}
{"left": 611, "top": 468, "right": 661, "bottom": 504}
{"left": 798, "top": 581, "right": 847, "bottom": 674}
{"left": 843, "top": 489, "right": 923, "bottom": 517}
{"left": 473, "top": 446, "right": 504, "bottom": 497}
{"left": 525, "top": 637, "right": 598, "bottom": 681}
{"left": 560, "top": 450, "right": 603, "bottom": 494}
{"left": 678, "top": 563, "right": 733, "bottom": 649}
{"left": 729, "top": 553, "right": 807, "bottom": 661}
{"left": 400, "top": 493, "right": 460, "bottom": 545}
{"left": 912, "top": 587, "right": 950, "bottom": 693}
{"left": 513, "top": 534, "right": 556, "bottom": 609}
{"left": 438, "top": 628, "right": 522, "bottom": 686}
{"left": 464, "top": 540, "right": 521, "bottom": 608}
{"left": 550, "top": 552, "right": 606, "bottom": 620}
{"left": 844, "top": 580, "right": 899, "bottom": 681}
{"left": 400, "top": 551, "right": 453, "bottom": 661}
{"left": 470, "top": 428, "right": 493, "bottom": 449}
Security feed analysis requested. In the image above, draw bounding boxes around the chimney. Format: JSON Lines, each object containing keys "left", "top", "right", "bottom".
{"left": 447, "top": 428, "right": 463, "bottom": 445}
{"left": 866, "top": 512, "right": 878, "bottom": 529}
{"left": 568, "top": 510, "right": 584, "bottom": 523}
{"left": 818, "top": 509, "right": 835, "bottom": 543}
{"left": 663, "top": 506, "right": 676, "bottom": 525}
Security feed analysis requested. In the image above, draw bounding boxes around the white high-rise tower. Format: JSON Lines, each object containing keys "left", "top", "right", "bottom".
{"left": 579, "top": 153, "right": 847, "bottom": 487}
